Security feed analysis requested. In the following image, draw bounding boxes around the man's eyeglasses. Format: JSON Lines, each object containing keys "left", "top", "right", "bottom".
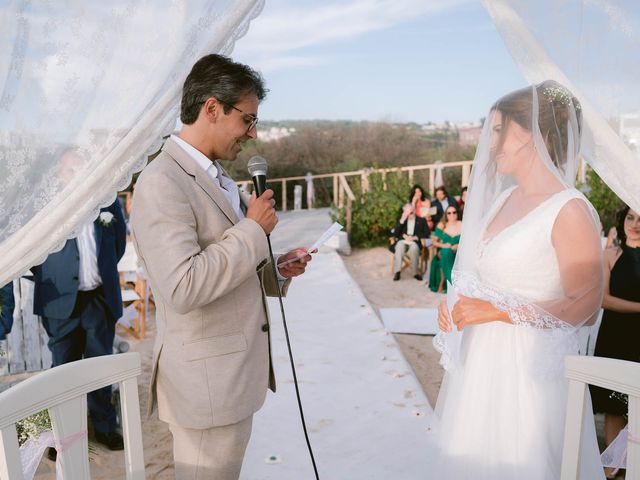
{"left": 218, "top": 99, "right": 258, "bottom": 133}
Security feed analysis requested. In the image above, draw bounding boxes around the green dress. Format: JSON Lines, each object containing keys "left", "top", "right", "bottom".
{"left": 428, "top": 227, "right": 461, "bottom": 293}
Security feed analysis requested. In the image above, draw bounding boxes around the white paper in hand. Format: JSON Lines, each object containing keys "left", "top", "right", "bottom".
{"left": 278, "top": 222, "right": 344, "bottom": 267}
{"left": 309, "top": 222, "right": 343, "bottom": 252}
{"left": 444, "top": 280, "right": 464, "bottom": 369}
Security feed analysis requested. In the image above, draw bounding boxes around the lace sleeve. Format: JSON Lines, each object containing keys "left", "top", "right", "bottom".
{"left": 456, "top": 198, "right": 604, "bottom": 330}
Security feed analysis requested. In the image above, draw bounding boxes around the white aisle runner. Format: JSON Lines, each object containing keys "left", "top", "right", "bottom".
{"left": 241, "top": 215, "right": 437, "bottom": 479}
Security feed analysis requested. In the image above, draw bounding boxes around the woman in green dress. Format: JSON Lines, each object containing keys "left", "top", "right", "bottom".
{"left": 429, "top": 204, "right": 462, "bottom": 292}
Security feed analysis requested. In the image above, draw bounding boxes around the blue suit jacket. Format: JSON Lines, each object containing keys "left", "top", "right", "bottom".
{"left": 33, "top": 201, "right": 126, "bottom": 320}
{"left": 0, "top": 282, "right": 15, "bottom": 340}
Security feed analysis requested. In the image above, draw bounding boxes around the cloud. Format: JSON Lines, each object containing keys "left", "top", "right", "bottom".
{"left": 234, "top": 0, "right": 472, "bottom": 64}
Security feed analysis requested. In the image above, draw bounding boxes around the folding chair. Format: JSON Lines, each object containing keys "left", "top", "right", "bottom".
{"left": 0, "top": 353, "right": 144, "bottom": 480}
{"left": 561, "top": 356, "right": 640, "bottom": 479}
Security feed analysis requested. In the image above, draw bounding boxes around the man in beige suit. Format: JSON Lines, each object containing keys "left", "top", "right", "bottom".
{"left": 131, "top": 54, "right": 311, "bottom": 479}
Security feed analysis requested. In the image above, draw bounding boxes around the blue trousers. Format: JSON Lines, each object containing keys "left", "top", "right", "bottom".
{"left": 41, "top": 287, "right": 117, "bottom": 434}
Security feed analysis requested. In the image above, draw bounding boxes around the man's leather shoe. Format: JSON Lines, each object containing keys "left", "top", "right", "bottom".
{"left": 414, "top": 274, "right": 423, "bottom": 281}
{"left": 393, "top": 272, "right": 400, "bottom": 281}
{"left": 94, "top": 431, "right": 124, "bottom": 451}
{"left": 46, "top": 447, "right": 57, "bottom": 461}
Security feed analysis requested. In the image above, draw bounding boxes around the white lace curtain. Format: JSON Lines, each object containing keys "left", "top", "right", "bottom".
{"left": 0, "top": 0, "right": 264, "bottom": 287}
{"left": 482, "top": 0, "right": 640, "bottom": 213}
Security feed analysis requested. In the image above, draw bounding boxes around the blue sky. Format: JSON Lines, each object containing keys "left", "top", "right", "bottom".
{"left": 233, "top": 0, "right": 526, "bottom": 124}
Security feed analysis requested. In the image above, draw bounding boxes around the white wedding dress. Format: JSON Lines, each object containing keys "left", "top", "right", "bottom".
{"left": 432, "top": 187, "right": 604, "bottom": 479}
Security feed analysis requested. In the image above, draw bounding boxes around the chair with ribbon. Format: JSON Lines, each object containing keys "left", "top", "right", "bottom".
{"left": 560, "top": 356, "right": 640, "bottom": 479}
{"left": 0, "top": 352, "right": 144, "bottom": 480}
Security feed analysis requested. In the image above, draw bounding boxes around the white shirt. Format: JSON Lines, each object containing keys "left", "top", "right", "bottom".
{"left": 171, "top": 136, "right": 287, "bottom": 280}
{"left": 77, "top": 222, "right": 102, "bottom": 291}
{"left": 172, "top": 135, "right": 244, "bottom": 219}
{"left": 406, "top": 217, "right": 416, "bottom": 236}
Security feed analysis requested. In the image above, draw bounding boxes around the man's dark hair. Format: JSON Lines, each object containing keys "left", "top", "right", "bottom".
{"left": 435, "top": 186, "right": 448, "bottom": 196}
{"left": 180, "top": 54, "right": 267, "bottom": 125}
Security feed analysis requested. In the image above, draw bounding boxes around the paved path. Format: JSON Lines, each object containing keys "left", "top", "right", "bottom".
{"left": 241, "top": 209, "right": 437, "bottom": 479}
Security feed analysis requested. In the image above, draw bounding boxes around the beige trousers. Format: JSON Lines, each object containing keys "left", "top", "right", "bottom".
{"left": 394, "top": 239, "right": 420, "bottom": 275}
{"left": 169, "top": 415, "right": 253, "bottom": 480}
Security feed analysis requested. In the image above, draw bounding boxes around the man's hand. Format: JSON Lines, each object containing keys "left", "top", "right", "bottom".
{"left": 247, "top": 190, "right": 277, "bottom": 235}
{"left": 277, "top": 248, "right": 315, "bottom": 278}
{"left": 400, "top": 203, "right": 413, "bottom": 223}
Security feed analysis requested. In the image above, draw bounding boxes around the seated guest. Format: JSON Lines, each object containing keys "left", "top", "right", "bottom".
{"left": 429, "top": 204, "right": 462, "bottom": 293}
{"left": 409, "top": 184, "right": 434, "bottom": 231}
{"left": 391, "top": 203, "right": 430, "bottom": 281}
{"left": 0, "top": 282, "right": 15, "bottom": 341}
{"left": 459, "top": 186, "right": 468, "bottom": 219}
{"left": 432, "top": 185, "right": 458, "bottom": 226}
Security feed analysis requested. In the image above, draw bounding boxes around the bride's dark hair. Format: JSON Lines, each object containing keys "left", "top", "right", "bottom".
{"left": 491, "top": 80, "right": 582, "bottom": 172}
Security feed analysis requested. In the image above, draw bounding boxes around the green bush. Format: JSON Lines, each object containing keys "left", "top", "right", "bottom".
{"left": 584, "top": 167, "right": 624, "bottom": 232}
{"left": 331, "top": 172, "right": 409, "bottom": 248}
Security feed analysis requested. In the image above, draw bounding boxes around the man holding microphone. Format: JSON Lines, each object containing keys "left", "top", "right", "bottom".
{"left": 131, "top": 54, "right": 311, "bottom": 480}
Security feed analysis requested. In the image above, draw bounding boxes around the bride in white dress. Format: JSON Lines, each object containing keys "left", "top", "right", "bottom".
{"left": 433, "top": 81, "right": 605, "bottom": 479}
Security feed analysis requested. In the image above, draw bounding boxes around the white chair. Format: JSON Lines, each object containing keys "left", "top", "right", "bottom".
{"left": 561, "top": 356, "right": 640, "bottom": 479}
{"left": 0, "top": 352, "right": 144, "bottom": 480}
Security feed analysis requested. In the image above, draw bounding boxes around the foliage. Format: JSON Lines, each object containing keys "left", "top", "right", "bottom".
{"left": 143, "top": 120, "right": 474, "bottom": 209}
{"left": 583, "top": 167, "right": 624, "bottom": 231}
{"left": 16, "top": 410, "right": 52, "bottom": 446}
{"left": 331, "top": 171, "right": 409, "bottom": 248}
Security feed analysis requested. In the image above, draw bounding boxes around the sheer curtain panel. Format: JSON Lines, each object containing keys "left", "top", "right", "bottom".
{"left": 0, "top": 0, "right": 264, "bottom": 286}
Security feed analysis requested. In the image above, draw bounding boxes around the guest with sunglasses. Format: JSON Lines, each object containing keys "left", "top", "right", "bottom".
{"left": 429, "top": 204, "right": 462, "bottom": 293}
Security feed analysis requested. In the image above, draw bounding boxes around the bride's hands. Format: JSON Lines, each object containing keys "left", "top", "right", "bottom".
{"left": 437, "top": 300, "right": 452, "bottom": 332}
{"left": 451, "top": 295, "right": 510, "bottom": 330}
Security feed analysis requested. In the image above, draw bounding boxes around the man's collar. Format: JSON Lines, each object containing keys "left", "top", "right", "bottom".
{"left": 170, "top": 135, "right": 219, "bottom": 177}
{"left": 162, "top": 136, "right": 239, "bottom": 224}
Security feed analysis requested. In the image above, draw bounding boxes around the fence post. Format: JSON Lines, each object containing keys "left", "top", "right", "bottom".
{"left": 281, "top": 179, "right": 287, "bottom": 211}
{"left": 361, "top": 171, "right": 369, "bottom": 194}
{"left": 428, "top": 166, "right": 435, "bottom": 195}
{"left": 333, "top": 175, "right": 339, "bottom": 205}
{"left": 462, "top": 164, "right": 471, "bottom": 188}
{"left": 382, "top": 171, "right": 387, "bottom": 191}
{"left": 346, "top": 196, "right": 353, "bottom": 235}
{"left": 408, "top": 168, "right": 414, "bottom": 186}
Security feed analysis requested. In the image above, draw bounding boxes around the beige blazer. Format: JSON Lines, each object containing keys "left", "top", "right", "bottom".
{"left": 131, "top": 138, "right": 288, "bottom": 429}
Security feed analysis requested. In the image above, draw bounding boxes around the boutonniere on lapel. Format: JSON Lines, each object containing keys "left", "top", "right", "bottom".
{"left": 98, "top": 212, "right": 115, "bottom": 227}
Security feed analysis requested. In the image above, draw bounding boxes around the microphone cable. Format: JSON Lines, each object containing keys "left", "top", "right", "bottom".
{"left": 265, "top": 236, "right": 320, "bottom": 480}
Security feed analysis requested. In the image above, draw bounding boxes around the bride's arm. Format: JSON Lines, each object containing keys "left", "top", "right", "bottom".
{"left": 545, "top": 199, "right": 604, "bottom": 326}
{"left": 452, "top": 199, "right": 604, "bottom": 330}
{"left": 451, "top": 295, "right": 511, "bottom": 330}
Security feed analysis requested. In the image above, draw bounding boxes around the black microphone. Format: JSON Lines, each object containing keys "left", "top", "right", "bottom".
{"left": 247, "top": 155, "right": 268, "bottom": 197}
{"left": 247, "top": 155, "right": 320, "bottom": 479}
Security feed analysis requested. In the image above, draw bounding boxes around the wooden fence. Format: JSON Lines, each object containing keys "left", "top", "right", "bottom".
{"left": 237, "top": 160, "right": 474, "bottom": 236}
{"left": 0, "top": 279, "right": 51, "bottom": 377}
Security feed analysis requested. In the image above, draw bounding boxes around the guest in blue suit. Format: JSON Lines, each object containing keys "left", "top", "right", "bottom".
{"left": 0, "top": 282, "right": 15, "bottom": 341}
{"left": 33, "top": 200, "right": 126, "bottom": 450}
